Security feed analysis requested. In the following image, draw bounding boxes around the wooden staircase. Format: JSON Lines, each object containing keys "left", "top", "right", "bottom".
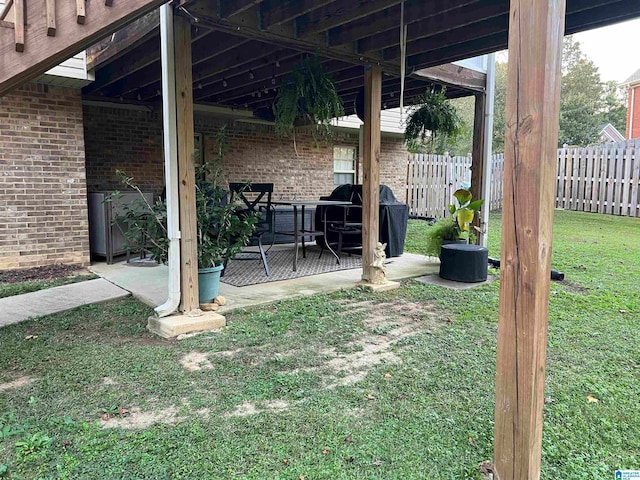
{"left": 0, "top": 0, "right": 168, "bottom": 97}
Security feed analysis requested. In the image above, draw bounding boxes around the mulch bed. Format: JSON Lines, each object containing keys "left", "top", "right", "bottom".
{"left": 0, "top": 264, "right": 83, "bottom": 284}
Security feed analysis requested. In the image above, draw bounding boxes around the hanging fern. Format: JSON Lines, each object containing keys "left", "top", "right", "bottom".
{"left": 273, "top": 54, "right": 344, "bottom": 145}
{"left": 405, "top": 88, "right": 462, "bottom": 147}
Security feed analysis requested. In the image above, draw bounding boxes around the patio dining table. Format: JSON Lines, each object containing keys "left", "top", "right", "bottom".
{"left": 271, "top": 199, "right": 351, "bottom": 271}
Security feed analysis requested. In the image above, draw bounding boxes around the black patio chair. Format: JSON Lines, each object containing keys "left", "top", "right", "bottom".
{"left": 226, "top": 182, "right": 275, "bottom": 276}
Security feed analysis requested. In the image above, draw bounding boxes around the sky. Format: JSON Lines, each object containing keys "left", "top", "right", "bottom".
{"left": 572, "top": 18, "right": 640, "bottom": 83}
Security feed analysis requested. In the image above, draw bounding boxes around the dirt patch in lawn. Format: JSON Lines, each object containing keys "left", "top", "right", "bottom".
{"left": 100, "top": 405, "right": 211, "bottom": 429}
{"left": 309, "top": 299, "right": 440, "bottom": 388}
{"left": 180, "top": 351, "right": 214, "bottom": 371}
{"left": 0, "top": 376, "right": 34, "bottom": 392}
{"left": 0, "top": 264, "right": 90, "bottom": 283}
{"left": 226, "top": 400, "right": 291, "bottom": 417}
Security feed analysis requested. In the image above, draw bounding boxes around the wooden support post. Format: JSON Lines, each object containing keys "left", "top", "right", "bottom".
{"left": 14, "top": 0, "right": 24, "bottom": 52}
{"left": 76, "top": 0, "right": 86, "bottom": 24}
{"left": 493, "top": 0, "right": 566, "bottom": 478}
{"left": 46, "top": 0, "right": 57, "bottom": 36}
{"left": 174, "top": 14, "right": 199, "bottom": 313}
{"left": 361, "top": 65, "right": 383, "bottom": 284}
{"left": 471, "top": 92, "right": 486, "bottom": 243}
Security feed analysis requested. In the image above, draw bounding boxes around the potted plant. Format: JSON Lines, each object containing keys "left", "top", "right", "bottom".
{"left": 404, "top": 88, "right": 463, "bottom": 152}
{"left": 111, "top": 129, "right": 257, "bottom": 303}
{"left": 424, "top": 188, "right": 483, "bottom": 257}
{"left": 273, "top": 53, "right": 344, "bottom": 147}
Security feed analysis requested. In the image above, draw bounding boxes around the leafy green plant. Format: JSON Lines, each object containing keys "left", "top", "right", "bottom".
{"left": 0, "top": 413, "right": 24, "bottom": 440}
{"left": 423, "top": 189, "right": 483, "bottom": 256}
{"left": 0, "top": 463, "right": 7, "bottom": 477}
{"left": 405, "top": 88, "right": 463, "bottom": 151}
{"left": 15, "top": 432, "right": 51, "bottom": 461}
{"left": 110, "top": 126, "right": 257, "bottom": 269}
{"left": 449, "top": 188, "right": 483, "bottom": 240}
{"left": 273, "top": 53, "right": 344, "bottom": 146}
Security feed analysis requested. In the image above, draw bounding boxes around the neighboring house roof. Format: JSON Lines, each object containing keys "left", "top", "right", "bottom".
{"left": 622, "top": 68, "right": 640, "bottom": 87}
{"left": 598, "top": 123, "right": 626, "bottom": 143}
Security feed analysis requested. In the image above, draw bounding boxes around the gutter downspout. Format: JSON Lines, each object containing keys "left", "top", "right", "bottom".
{"left": 155, "top": 3, "right": 181, "bottom": 317}
{"left": 480, "top": 53, "right": 496, "bottom": 248}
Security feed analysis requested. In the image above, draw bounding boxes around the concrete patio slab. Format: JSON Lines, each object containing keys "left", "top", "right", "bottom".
{"left": 0, "top": 278, "right": 130, "bottom": 327}
{"left": 90, "top": 249, "right": 439, "bottom": 314}
{"left": 415, "top": 273, "right": 496, "bottom": 290}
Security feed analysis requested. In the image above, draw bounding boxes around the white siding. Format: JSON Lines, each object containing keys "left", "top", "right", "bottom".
{"left": 333, "top": 108, "right": 407, "bottom": 135}
{"left": 0, "top": 0, "right": 93, "bottom": 86}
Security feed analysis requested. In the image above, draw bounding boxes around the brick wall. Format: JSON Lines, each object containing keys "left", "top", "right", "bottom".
{"left": 0, "top": 83, "right": 89, "bottom": 270}
{"left": 626, "top": 85, "right": 640, "bottom": 140}
{"left": 83, "top": 105, "right": 409, "bottom": 201}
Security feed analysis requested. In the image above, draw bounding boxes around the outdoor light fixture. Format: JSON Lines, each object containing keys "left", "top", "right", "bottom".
{"left": 271, "top": 76, "right": 276, "bottom": 85}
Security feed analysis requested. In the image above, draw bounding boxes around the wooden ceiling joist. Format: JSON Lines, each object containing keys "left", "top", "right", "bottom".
{"left": 220, "top": 0, "right": 261, "bottom": 18}
{"left": 259, "top": 0, "right": 334, "bottom": 30}
{"left": 295, "top": 0, "right": 402, "bottom": 38}
{"left": 327, "top": 0, "right": 481, "bottom": 47}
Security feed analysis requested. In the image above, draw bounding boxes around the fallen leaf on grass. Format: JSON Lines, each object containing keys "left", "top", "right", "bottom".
{"left": 544, "top": 397, "right": 555, "bottom": 404}
{"left": 24, "top": 335, "right": 38, "bottom": 340}
{"left": 322, "top": 449, "right": 330, "bottom": 455}
{"left": 384, "top": 373, "right": 392, "bottom": 379}
{"left": 372, "top": 459, "right": 384, "bottom": 467}
{"left": 299, "top": 475, "right": 305, "bottom": 480}
{"left": 118, "top": 407, "right": 130, "bottom": 416}
{"left": 344, "top": 434, "right": 353, "bottom": 444}
{"left": 468, "top": 436, "right": 476, "bottom": 446}
{"left": 587, "top": 394, "right": 599, "bottom": 404}
{"left": 282, "top": 459, "right": 289, "bottom": 465}
{"left": 619, "top": 309, "right": 627, "bottom": 314}
{"left": 366, "top": 393, "right": 375, "bottom": 400}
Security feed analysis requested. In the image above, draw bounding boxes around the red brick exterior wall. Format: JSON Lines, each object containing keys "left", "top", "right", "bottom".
{"left": 626, "top": 85, "right": 640, "bottom": 140}
{"left": 0, "top": 84, "right": 89, "bottom": 270}
{"left": 83, "top": 105, "right": 409, "bottom": 202}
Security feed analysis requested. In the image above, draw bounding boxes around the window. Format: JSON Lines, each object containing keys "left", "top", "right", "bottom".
{"left": 333, "top": 146, "right": 357, "bottom": 186}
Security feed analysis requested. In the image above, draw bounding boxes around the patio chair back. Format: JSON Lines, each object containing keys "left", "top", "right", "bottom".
{"left": 227, "top": 183, "right": 275, "bottom": 276}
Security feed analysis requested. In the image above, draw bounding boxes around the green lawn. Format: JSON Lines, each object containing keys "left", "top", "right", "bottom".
{"left": 0, "top": 274, "right": 97, "bottom": 299}
{"left": 0, "top": 210, "right": 638, "bottom": 479}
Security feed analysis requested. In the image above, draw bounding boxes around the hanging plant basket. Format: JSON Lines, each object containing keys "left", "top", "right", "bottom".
{"left": 404, "top": 88, "right": 462, "bottom": 147}
{"left": 273, "top": 54, "right": 344, "bottom": 146}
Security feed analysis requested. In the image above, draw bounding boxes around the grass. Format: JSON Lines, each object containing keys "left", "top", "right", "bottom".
{"left": 0, "top": 274, "right": 97, "bottom": 299}
{"left": 0, "top": 209, "right": 638, "bottom": 479}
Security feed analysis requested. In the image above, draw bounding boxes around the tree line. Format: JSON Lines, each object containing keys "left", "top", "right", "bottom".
{"left": 422, "top": 36, "right": 628, "bottom": 155}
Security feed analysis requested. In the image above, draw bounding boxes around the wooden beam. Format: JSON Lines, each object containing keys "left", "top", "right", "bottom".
{"left": 493, "top": 0, "right": 566, "bottom": 478}
{"left": 13, "top": 0, "right": 23, "bottom": 52}
{"left": 46, "top": 0, "right": 57, "bottom": 36}
{"left": 470, "top": 92, "right": 486, "bottom": 241}
{"left": 361, "top": 65, "right": 382, "bottom": 284}
{"left": 382, "top": 15, "right": 508, "bottom": 60}
{"left": 358, "top": 0, "right": 504, "bottom": 54}
{"left": 328, "top": 0, "right": 480, "bottom": 47}
{"left": 174, "top": 13, "right": 199, "bottom": 313}
{"left": 86, "top": 10, "right": 160, "bottom": 71}
{"left": 259, "top": 0, "right": 333, "bottom": 29}
{"left": 0, "top": 0, "right": 13, "bottom": 21}
{"left": 76, "top": 0, "right": 86, "bottom": 24}
{"left": 185, "top": 3, "right": 399, "bottom": 76}
{"left": 414, "top": 63, "right": 486, "bottom": 93}
{"left": 220, "top": 0, "right": 261, "bottom": 18}
{"left": 295, "top": 0, "right": 401, "bottom": 38}
{"left": 0, "top": 0, "right": 167, "bottom": 98}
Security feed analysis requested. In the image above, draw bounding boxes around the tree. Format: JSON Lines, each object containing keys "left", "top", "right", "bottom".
{"left": 558, "top": 36, "right": 604, "bottom": 146}
{"left": 598, "top": 80, "right": 627, "bottom": 135}
{"left": 492, "top": 36, "right": 623, "bottom": 150}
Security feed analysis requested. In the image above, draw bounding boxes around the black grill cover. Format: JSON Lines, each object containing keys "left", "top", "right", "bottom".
{"left": 315, "top": 184, "right": 409, "bottom": 257}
